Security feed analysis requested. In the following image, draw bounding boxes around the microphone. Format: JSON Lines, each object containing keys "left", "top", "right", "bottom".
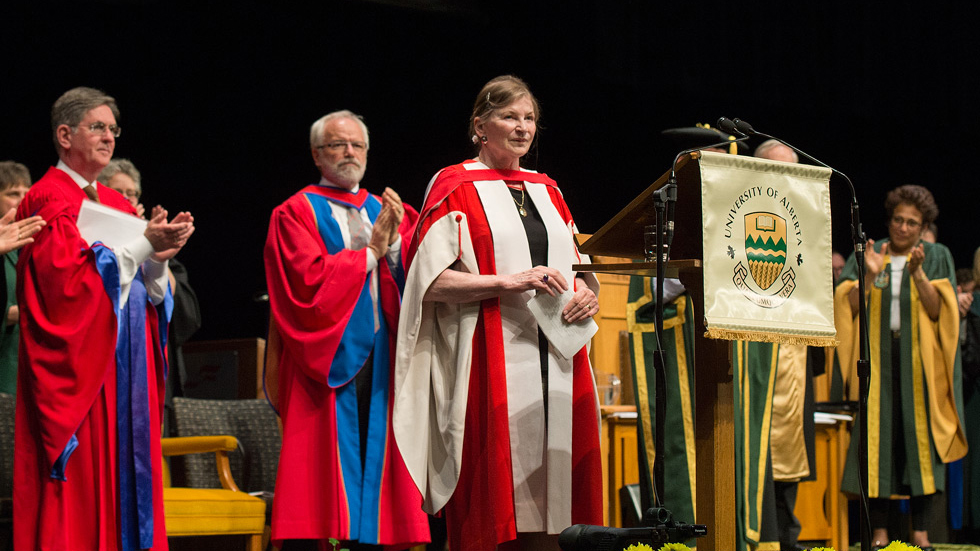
{"left": 722, "top": 117, "right": 855, "bottom": 198}
{"left": 716, "top": 116, "right": 739, "bottom": 136}
{"left": 715, "top": 116, "right": 754, "bottom": 138}
{"left": 731, "top": 117, "right": 756, "bottom": 136}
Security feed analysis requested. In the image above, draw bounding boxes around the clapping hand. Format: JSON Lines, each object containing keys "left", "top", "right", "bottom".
{"left": 958, "top": 292, "right": 973, "bottom": 318}
{"left": 0, "top": 210, "right": 45, "bottom": 254}
{"left": 864, "top": 239, "right": 887, "bottom": 278}
{"left": 907, "top": 243, "right": 926, "bottom": 274}
{"left": 144, "top": 206, "right": 195, "bottom": 262}
{"left": 368, "top": 203, "right": 395, "bottom": 260}
{"left": 381, "top": 187, "right": 404, "bottom": 245}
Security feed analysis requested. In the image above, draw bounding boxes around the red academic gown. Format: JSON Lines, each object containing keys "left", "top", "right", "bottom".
{"left": 264, "top": 184, "right": 428, "bottom": 549}
{"left": 395, "top": 161, "right": 602, "bottom": 551}
{"left": 13, "top": 167, "right": 169, "bottom": 551}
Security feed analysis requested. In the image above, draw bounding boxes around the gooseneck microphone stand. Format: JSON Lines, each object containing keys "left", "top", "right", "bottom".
{"left": 558, "top": 137, "right": 752, "bottom": 550}
{"left": 649, "top": 183, "right": 668, "bottom": 508}
{"left": 645, "top": 136, "right": 748, "bottom": 513}
{"left": 722, "top": 117, "right": 873, "bottom": 551}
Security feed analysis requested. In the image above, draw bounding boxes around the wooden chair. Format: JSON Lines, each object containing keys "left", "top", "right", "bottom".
{"left": 162, "top": 435, "right": 266, "bottom": 551}
{"left": 170, "top": 397, "right": 281, "bottom": 548}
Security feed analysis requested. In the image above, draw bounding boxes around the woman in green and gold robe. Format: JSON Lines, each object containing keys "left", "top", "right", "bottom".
{"left": 836, "top": 185, "right": 967, "bottom": 550}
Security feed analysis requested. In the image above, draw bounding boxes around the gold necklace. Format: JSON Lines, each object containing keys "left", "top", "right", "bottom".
{"left": 511, "top": 185, "right": 527, "bottom": 217}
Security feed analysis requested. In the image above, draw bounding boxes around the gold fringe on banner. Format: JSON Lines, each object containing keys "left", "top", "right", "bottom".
{"left": 704, "top": 327, "right": 838, "bottom": 347}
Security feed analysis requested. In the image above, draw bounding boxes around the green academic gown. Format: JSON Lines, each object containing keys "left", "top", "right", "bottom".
{"left": 733, "top": 340, "right": 780, "bottom": 551}
{"left": 628, "top": 277, "right": 780, "bottom": 551}
{"left": 837, "top": 239, "right": 967, "bottom": 498}
{"left": 0, "top": 251, "right": 18, "bottom": 395}
{"left": 627, "top": 277, "right": 698, "bottom": 530}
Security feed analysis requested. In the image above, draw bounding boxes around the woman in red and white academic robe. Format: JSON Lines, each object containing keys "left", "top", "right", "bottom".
{"left": 393, "top": 76, "right": 602, "bottom": 551}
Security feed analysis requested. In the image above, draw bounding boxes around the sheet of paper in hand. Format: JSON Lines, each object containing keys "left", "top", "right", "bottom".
{"left": 76, "top": 199, "right": 147, "bottom": 250}
{"left": 527, "top": 288, "right": 599, "bottom": 359}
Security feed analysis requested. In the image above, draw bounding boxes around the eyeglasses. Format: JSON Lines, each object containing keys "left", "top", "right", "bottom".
{"left": 890, "top": 215, "right": 921, "bottom": 229}
{"left": 78, "top": 121, "right": 122, "bottom": 138}
{"left": 317, "top": 140, "right": 367, "bottom": 152}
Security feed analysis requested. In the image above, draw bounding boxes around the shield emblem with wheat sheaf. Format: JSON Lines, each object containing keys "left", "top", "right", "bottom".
{"left": 744, "top": 212, "right": 787, "bottom": 290}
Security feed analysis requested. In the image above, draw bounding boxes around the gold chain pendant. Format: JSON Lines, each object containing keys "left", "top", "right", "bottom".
{"left": 511, "top": 184, "right": 528, "bottom": 217}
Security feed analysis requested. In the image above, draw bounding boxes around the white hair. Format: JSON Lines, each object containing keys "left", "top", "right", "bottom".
{"left": 753, "top": 139, "right": 798, "bottom": 162}
{"left": 309, "top": 110, "right": 370, "bottom": 149}
{"left": 98, "top": 158, "right": 142, "bottom": 194}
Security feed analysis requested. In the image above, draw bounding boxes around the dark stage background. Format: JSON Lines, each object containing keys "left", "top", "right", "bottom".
{"left": 2, "top": 0, "right": 978, "bottom": 341}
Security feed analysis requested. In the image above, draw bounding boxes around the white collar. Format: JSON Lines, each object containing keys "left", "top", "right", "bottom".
{"left": 56, "top": 160, "right": 98, "bottom": 190}
{"left": 318, "top": 176, "right": 359, "bottom": 194}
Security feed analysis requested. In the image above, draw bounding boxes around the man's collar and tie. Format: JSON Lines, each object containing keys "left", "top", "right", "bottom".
{"left": 312, "top": 175, "right": 402, "bottom": 263}
{"left": 347, "top": 206, "right": 370, "bottom": 251}
{"left": 56, "top": 160, "right": 101, "bottom": 202}
{"left": 318, "top": 175, "right": 375, "bottom": 252}
{"left": 83, "top": 184, "right": 100, "bottom": 202}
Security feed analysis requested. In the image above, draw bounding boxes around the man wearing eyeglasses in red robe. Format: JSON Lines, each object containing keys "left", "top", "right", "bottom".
{"left": 14, "top": 87, "right": 194, "bottom": 551}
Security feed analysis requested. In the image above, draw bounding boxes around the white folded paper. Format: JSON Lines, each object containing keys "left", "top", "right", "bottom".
{"left": 526, "top": 288, "right": 599, "bottom": 360}
{"left": 76, "top": 199, "right": 147, "bottom": 250}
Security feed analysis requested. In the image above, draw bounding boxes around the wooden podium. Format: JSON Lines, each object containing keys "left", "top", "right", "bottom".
{"left": 575, "top": 153, "right": 736, "bottom": 551}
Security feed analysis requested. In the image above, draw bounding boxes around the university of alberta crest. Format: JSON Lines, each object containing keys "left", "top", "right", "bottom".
{"left": 744, "top": 212, "right": 786, "bottom": 289}
{"left": 733, "top": 211, "right": 797, "bottom": 308}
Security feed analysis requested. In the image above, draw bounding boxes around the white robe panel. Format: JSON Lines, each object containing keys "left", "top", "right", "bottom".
{"left": 473, "top": 176, "right": 578, "bottom": 533}
{"left": 393, "top": 211, "right": 479, "bottom": 514}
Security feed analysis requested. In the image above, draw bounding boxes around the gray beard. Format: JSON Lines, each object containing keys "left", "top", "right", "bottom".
{"left": 332, "top": 163, "right": 364, "bottom": 188}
